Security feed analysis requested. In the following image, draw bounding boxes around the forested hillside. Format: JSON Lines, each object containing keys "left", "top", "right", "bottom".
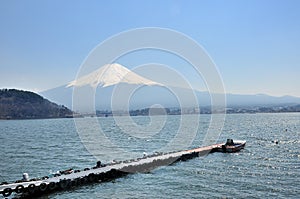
{"left": 0, "top": 89, "right": 73, "bottom": 119}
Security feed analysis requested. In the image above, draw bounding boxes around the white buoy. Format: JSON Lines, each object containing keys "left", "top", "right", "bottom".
{"left": 22, "top": 173, "right": 29, "bottom": 181}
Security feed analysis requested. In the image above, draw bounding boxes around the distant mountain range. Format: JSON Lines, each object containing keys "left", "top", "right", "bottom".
{"left": 226, "top": 93, "right": 300, "bottom": 107}
{"left": 2, "top": 64, "right": 298, "bottom": 120}
{"left": 0, "top": 89, "right": 73, "bottom": 119}
{"left": 40, "top": 63, "right": 300, "bottom": 112}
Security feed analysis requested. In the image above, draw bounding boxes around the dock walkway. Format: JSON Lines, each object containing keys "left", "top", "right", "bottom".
{"left": 0, "top": 142, "right": 229, "bottom": 198}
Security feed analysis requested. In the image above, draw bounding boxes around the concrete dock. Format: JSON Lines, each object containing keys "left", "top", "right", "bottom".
{"left": 0, "top": 141, "right": 245, "bottom": 198}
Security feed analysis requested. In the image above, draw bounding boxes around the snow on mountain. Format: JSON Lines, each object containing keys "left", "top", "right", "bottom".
{"left": 67, "top": 63, "right": 163, "bottom": 88}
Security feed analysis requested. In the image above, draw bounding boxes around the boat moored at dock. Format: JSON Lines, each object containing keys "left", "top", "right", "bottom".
{"left": 212, "top": 139, "right": 246, "bottom": 153}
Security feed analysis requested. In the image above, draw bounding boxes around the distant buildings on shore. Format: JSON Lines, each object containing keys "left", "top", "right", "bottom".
{"left": 84, "top": 104, "right": 300, "bottom": 117}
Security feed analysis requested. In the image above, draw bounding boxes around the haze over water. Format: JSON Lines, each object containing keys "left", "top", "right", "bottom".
{"left": 0, "top": 113, "right": 299, "bottom": 198}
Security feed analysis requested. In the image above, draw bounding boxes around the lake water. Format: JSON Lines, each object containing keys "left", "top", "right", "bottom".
{"left": 0, "top": 113, "right": 299, "bottom": 198}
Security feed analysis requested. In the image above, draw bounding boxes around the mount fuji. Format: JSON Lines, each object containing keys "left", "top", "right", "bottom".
{"left": 67, "top": 63, "right": 163, "bottom": 88}
{"left": 40, "top": 63, "right": 300, "bottom": 112}
{"left": 41, "top": 63, "right": 194, "bottom": 111}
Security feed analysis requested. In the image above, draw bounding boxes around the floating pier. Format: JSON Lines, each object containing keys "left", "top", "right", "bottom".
{"left": 0, "top": 140, "right": 245, "bottom": 198}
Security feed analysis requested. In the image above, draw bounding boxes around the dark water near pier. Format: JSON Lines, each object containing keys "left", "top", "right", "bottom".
{"left": 0, "top": 113, "right": 299, "bottom": 198}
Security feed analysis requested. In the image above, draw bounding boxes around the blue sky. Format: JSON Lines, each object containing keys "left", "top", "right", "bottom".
{"left": 0, "top": 0, "right": 299, "bottom": 97}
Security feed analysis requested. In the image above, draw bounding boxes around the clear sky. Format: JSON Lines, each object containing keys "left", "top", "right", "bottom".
{"left": 0, "top": 0, "right": 299, "bottom": 97}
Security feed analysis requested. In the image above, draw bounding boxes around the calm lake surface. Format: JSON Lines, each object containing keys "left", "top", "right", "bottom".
{"left": 0, "top": 113, "right": 299, "bottom": 198}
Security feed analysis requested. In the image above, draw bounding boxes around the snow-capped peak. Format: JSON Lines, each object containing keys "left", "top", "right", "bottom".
{"left": 67, "top": 63, "right": 163, "bottom": 88}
